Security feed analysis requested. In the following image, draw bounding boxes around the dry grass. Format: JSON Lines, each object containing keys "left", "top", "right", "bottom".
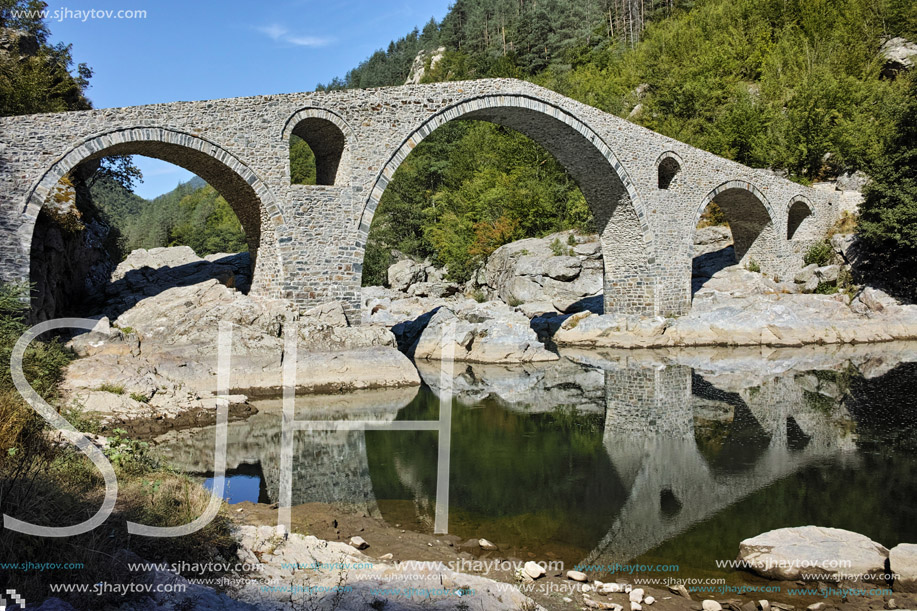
{"left": 827, "top": 210, "right": 858, "bottom": 238}
{"left": 1, "top": 447, "right": 235, "bottom": 608}
{"left": 0, "top": 282, "right": 235, "bottom": 608}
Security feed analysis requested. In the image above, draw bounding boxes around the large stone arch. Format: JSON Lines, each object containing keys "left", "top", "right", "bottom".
{"left": 356, "top": 94, "right": 657, "bottom": 316}
{"left": 18, "top": 126, "right": 286, "bottom": 297}
{"left": 691, "top": 181, "right": 781, "bottom": 282}
{"left": 282, "top": 107, "right": 357, "bottom": 186}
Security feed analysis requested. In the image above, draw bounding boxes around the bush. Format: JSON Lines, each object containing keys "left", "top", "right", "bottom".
{"left": 804, "top": 240, "right": 835, "bottom": 267}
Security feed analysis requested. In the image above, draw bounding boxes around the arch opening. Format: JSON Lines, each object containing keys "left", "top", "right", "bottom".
{"left": 23, "top": 132, "right": 280, "bottom": 321}
{"left": 787, "top": 198, "right": 814, "bottom": 240}
{"left": 358, "top": 95, "right": 654, "bottom": 319}
{"left": 289, "top": 117, "right": 345, "bottom": 186}
{"left": 657, "top": 156, "right": 681, "bottom": 189}
{"left": 692, "top": 184, "right": 777, "bottom": 297}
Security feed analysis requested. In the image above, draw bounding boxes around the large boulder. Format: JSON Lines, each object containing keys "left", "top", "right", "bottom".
{"left": 891, "top": 543, "right": 917, "bottom": 592}
{"left": 472, "top": 230, "right": 603, "bottom": 314}
{"left": 387, "top": 258, "right": 427, "bottom": 292}
{"left": 411, "top": 302, "right": 558, "bottom": 363}
{"left": 737, "top": 526, "right": 889, "bottom": 581}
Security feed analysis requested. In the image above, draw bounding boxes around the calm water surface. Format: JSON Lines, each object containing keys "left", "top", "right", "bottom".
{"left": 153, "top": 345, "right": 917, "bottom": 583}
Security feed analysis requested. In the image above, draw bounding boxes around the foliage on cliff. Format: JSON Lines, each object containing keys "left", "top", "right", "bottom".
{"left": 0, "top": 0, "right": 93, "bottom": 116}
{"left": 320, "top": 0, "right": 917, "bottom": 285}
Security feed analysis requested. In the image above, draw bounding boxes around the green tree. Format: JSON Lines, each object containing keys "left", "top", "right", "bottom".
{"left": 857, "top": 74, "right": 917, "bottom": 300}
{"left": 289, "top": 135, "right": 317, "bottom": 184}
{"left": 0, "top": 0, "right": 93, "bottom": 116}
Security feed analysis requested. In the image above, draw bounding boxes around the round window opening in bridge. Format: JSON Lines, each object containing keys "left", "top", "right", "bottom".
{"left": 28, "top": 155, "right": 253, "bottom": 322}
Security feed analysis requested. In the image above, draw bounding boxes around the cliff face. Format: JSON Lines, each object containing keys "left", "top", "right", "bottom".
{"left": 29, "top": 167, "right": 117, "bottom": 322}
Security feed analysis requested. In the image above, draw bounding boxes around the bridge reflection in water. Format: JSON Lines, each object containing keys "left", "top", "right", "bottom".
{"left": 152, "top": 344, "right": 917, "bottom": 571}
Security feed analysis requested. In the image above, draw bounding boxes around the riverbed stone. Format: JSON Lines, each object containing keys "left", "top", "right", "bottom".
{"left": 890, "top": 543, "right": 917, "bottom": 592}
{"left": 524, "top": 561, "right": 546, "bottom": 580}
{"left": 349, "top": 535, "right": 369, "bottom": 550}
{"left": 737, "top": 526, "right": 889, "bottom": 581}
{"left": 567, "top": 570, "right": 588, "bottom": 582}
{"left": 478, "top": 538, "right": 498, "bottom": 551}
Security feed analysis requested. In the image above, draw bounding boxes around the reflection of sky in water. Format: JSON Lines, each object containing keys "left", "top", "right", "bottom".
{"left": 204, "top": 474, "right": 261, "bottom": 505}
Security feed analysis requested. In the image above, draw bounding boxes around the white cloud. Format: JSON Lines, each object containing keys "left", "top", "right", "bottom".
{"left": 256, "top": 24, "right": 332, "bottom": 47}
{"left": 257, "top": 24, "right": 288, "bottom": 41}
{"left": 286, "top": 35, "right": 333, "bottom": 47}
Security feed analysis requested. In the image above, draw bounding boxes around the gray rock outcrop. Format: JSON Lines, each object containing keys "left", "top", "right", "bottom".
{"left": 553, "top": 258, "right": 917, "bottom": 348}
{"left": 104, "top": 246, "right": 252, "bottom": 315}
{"left": 470, "top": 230, "right": 603, "bottom": 314}
{"left": 880, "top": 37, "right": 917, "bottom": 77}
{"left": 410, "top": 301, "right": 558, "bottom": 363}
{"left": 62, "top": 248, "right": 420, "bottom": 426}
{"left": 29, "top": 171, "right": 116, "bottom": 322}
{"left": 387, "top": 256, "right": 459, "bottom": 298}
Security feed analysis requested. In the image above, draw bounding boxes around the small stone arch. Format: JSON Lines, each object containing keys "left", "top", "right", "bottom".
{"left": 357, "top": 93, "right": 657, "bottom": 316}
{"left": 786, "top": 195, "right": 816, "bottom": 240}
{"left": 18, "top": 126, "right": 286, "bottom": 296}
{"left": 655, "top": 151, "right": 683, "bottom": 189}
{"left": 693, "top": 180, "right": 779, "bottom": 272}
{"left": 282, "top": 107, "right": 355, "bottom": 186}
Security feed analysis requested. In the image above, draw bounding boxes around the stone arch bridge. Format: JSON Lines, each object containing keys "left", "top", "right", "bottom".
{"left": 0, "top": 79, "right": 838, "bottom": 321}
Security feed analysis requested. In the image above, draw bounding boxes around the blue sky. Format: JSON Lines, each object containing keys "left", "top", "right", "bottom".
{"left": 45, "top": 0, "right": 453, "bottom": 197}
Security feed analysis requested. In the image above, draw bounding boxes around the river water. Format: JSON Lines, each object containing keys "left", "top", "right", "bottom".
{"left": 151, "top": 343, "right": 917, "bottom": 584}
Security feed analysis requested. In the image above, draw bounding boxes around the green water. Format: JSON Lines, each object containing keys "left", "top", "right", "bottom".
{"left": 154, "top": 350, "right": 917, "bottom": 584}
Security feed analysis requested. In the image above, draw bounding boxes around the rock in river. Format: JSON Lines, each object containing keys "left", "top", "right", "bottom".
{"left": 737, "top": 526, "right": 889, "bottom": 581}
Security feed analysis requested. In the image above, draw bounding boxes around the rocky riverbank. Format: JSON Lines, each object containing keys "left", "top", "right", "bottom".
{"left": 32, "top": 500, "right": 917, "bottom": 611}
{"left": 58, "top": 222, "right": 917, "bottom": 429}
{"left": 61, "top": 247, "right": 418, "bottom": 430}
{"left": 365, "top": 228, "right": 917, "bottom": 356}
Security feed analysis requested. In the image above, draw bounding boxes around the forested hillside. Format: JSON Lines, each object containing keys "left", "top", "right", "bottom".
{"left": 92, "top": 176, "right": 248, "bottom": 258}
{"left": 318, "top": 0, "right": 917, "bottom": 285}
